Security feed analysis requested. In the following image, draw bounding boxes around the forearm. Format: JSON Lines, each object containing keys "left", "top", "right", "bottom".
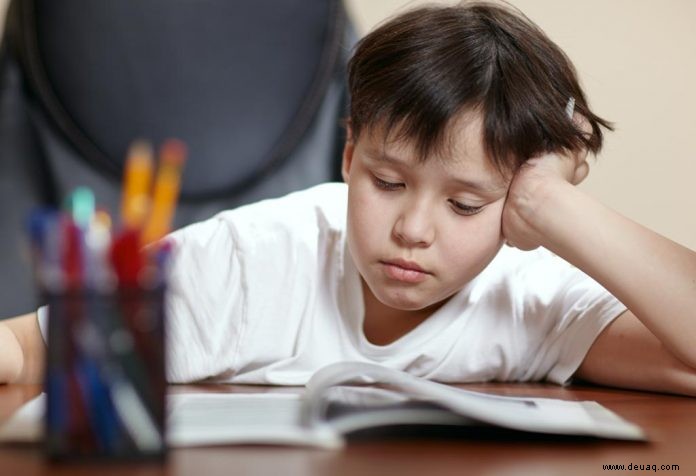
{"left": 0, "top": 314, "right": 45, "bottom": 384}
{"left": 0, "top": 322, "right": 23, "bottom": 383}
{"left": 534, "top": 181, "right": 696, "bottom": 367}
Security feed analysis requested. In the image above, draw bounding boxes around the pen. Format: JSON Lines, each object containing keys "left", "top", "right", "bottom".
{"left": 61, "top": 216, "right": 83, "bottom": 291}
{"left": 110, "top": 230, "right": 143, "bottom": 287}
{"left": 66, "top": 186, "right": 95, "bottom": 230}
{"left": 27, "top": 209, "right": 59, "bottom": 291}
{"left": 85, "top": 210, "right": 114, "bottom": 292}
{"left": 35, "top": 139, "right": 173, "bottom": 456}
{"left": 140, "top": 139, "right": 186, "bottom": 246}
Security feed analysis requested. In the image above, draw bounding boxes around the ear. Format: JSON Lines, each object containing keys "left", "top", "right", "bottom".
{"left": 570, "top": 154, "right": 590, "bottom": 185}
{"left": 341, "top": 123, "right": 355, "bottom": 183}
{"left": 570, "top": 112, "right": 592, "bottom": 185}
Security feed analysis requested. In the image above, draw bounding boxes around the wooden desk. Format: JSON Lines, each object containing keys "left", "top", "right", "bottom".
{"left": 1, "top": 382, "right": 694, "bottom": 476}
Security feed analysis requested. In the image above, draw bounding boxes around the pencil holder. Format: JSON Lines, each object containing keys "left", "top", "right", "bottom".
{"left": 27, "top": 206, "right": 171, "bottom": 460}
{"left": 43, "top": 285, "right": 167, "bottom": 460}
{"left": 27, "top": 140, "right": 186, "bottom": 460}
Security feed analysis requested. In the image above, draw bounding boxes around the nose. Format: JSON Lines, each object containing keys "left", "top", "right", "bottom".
{"left": 393, "top": 199, "right": 436, "bottom": 247}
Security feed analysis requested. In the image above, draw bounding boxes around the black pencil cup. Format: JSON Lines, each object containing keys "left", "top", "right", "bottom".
{"left": 43, "top": 286, "right": 167, "bottom": 461}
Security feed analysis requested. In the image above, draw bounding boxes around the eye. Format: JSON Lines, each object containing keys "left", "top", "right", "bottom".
{"left": 448, "top": 199, "right": 484, "bottom": 216}
{"left": 373, "top": 176, "right": 404, "bottom": 191}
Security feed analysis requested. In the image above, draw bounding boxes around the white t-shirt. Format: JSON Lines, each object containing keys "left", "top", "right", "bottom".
{"left": 38, "top": 183, "right": 626, "bottom": 386}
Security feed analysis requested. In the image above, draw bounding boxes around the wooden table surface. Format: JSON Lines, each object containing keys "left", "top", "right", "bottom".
{"left": 1, "top": 382, "right": 694, "bottom": 476}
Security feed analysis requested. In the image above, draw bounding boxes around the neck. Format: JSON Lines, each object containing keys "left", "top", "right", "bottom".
{"left": 361, "top": 279, "right": 446, "bottom": 346}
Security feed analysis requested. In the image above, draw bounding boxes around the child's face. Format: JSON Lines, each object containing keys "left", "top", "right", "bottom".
{"left": 342, "top": 112, "right": 510, "bottom": 313}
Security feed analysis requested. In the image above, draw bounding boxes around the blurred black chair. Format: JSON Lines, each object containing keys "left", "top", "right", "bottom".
{"left": 0, "top": 0, "right": 355, "bottom": 316}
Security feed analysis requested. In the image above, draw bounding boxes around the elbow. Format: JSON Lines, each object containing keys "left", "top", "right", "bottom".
{"left": 663, "top": 354, "right": 696, "bottom": 397}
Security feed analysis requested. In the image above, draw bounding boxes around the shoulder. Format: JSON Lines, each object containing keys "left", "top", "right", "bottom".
{"left": 470, "top": 246, "right": 625, "bottom": 384}
{"left": 473, "top": 245, "right": 572, "bottom": 299}
{"left": 487, "top": 244, "right": 572, "bottom": 274}
{"left": 162, "top": 184, "right": 348, "bottom": 381}
{"left": 484, "top": 245, "right": 602, "bottom": 296}
{"left": 168, "top": 182, "right": 347, "bottom": 251}
{"left": 215, "top": 182, "right": 346, "bottom": 236}
{"left": 216, "top": 182, "right": 347, "bottom": 257}
{"left": 221, "top": 182, "right": 346, "bottom": 221}
{"left": 473, "top": 245, "right": 620, "bottom": 326}
{"left": 168, "top": 183, "right": 349, "bottom": 298}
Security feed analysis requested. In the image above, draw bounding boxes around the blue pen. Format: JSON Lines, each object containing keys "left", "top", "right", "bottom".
{"left": 27, "top": 209, "right": 64, "bottom": 292}
{"left": 28, "top": 210, "right": 72, "bottom": 451}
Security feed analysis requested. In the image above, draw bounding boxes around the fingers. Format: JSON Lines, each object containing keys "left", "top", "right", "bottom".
{"left": 520, "top": 142, "right": 589, "bottom": 186}
{"left": 504, "top": 238, "right": 539, "bottom": 252}
{"left": 528, "top": 152, "right": 579, "bottom": 184}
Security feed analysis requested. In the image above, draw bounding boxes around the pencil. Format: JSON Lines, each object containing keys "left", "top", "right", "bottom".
{"left": 140, "top": 139, "right": 186, "bottom": 245}
{"left": 120, "top": 141, "right": 154, "bottom": 230}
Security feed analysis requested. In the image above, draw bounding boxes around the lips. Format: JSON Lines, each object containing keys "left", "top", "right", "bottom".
{"left": 383, "top": 258, "right": 428, "bottom": 273}
{"left": 379, "top": 258, "right": 431, "bottom": 283}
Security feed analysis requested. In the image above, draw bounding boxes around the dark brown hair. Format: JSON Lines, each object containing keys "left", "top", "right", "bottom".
{"left": 347, "top": 1, "right": 612, "bottom": 175}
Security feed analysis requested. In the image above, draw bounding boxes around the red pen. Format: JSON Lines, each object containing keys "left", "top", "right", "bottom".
{"left": 110, "top": 230, "right": 144, "bottom": 287}
{"left": 62, "top": 216, "right": 83, "bottom": 291}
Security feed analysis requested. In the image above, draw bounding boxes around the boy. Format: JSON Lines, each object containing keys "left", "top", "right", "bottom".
{"left": 1, "top": 2, "right": 695, "bottom": 394}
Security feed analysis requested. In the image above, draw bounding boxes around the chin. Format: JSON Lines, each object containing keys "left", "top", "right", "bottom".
{"left": 373, "top": 287, "right": 435, "bottom": 312}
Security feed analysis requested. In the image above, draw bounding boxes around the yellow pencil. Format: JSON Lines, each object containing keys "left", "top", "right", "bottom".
{"left": 121, "top": 141, "right": 154, "bottom": 230}
{"left": 141, "top": 139, "right": 186, "bottom": 245}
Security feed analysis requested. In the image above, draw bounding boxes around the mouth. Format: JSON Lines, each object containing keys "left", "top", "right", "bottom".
{"left": 379, "top": 259, "right": 431, "bottom": 283}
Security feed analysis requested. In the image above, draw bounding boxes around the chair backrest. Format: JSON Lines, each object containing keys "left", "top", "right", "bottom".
{"left": 0, "top": 0, "right": 355, "bottom": 316}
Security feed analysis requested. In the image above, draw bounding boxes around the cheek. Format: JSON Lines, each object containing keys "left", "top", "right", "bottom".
{"left": 441, "top": 202, "right": 505, "bottom": 268}
{"left": 346, "top": 186, "right": 381, "bottom": 257}
{"left": 476, "top": 200, "right": 505, "bottom": 242}
{"left": 347, "top": 182, "right": 392, "bottom": 235}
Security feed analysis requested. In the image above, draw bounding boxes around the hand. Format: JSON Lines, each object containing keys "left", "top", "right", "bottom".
{"left": 502, "top": 150, "right": 590, "bottom": 251}
{"left": 502, "top": 112, "right": 593, "bottom": 251}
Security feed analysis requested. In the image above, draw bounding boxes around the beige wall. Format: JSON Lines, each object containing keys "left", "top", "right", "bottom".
{"left": 345, "top": 0, "right": 696, "bottom": 250}
{"left": 1, "top": 0, "right": 693, "bottom": 249}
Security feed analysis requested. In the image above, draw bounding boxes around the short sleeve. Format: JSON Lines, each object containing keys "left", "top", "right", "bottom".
{"left": 519, "top": 251, "right": 627, "bottom": 385}
{"left": 37, "top": 305, "right": 49, "bottom": 343}
{"left": 164, "top": 215, "right": 246, "bottom": 383}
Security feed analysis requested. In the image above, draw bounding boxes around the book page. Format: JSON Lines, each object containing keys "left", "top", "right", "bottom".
{"left": 302, "top": 362, "right": 646, "bottom": 441}
{"left": 0, "top": 392, "right": 341, "bottom": 448}
{"left": 1, "top": 363, "right": 646, "bottom": 447}
{"left": 167, "top": 393, "right": 339, "bottom": 448}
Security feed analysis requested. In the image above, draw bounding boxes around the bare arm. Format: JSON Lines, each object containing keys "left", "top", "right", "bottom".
{"left": 503, "top": 154, "right": 696, "bottom": 395}
{"left": 577, "top": 309, "right": 696, "bottom": 396}
{"left": 537, "top": 182, "right": 696, "bottom": 370}
{"left": 0, "top": 313, "right": 45, "bottom": 384}
{"left": 541, "top": 183, "right": 696, "bottom": 394}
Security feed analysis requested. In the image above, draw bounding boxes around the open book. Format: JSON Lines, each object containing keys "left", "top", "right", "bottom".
{"left": 0, "top": 361, "right": 646, "bottom": 448}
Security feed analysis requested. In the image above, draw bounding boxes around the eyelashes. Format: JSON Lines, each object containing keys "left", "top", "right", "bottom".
{"left": 374, "top": 177, "right": 404, "bottom": 191}
{"left": 448, "top": 200, "right": 483, "bottom": 216}
{"left": 372, "top": 176, "right": 484, "bottom": 216}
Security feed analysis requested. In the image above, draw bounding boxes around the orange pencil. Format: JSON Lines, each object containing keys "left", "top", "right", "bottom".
{"left": 140, "top": 139, "right": 186, "bottom": 245}
{"left": 120, "top": 141, "right": 154, "bottom": 230}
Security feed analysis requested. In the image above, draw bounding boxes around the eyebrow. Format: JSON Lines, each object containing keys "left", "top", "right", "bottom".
{"left": 368, "top": 150, "right": 505, "bottom": 194}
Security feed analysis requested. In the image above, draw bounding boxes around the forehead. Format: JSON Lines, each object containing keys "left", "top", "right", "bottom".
{"left": 361, "top": 111, "right": 511, "bottom": 189}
